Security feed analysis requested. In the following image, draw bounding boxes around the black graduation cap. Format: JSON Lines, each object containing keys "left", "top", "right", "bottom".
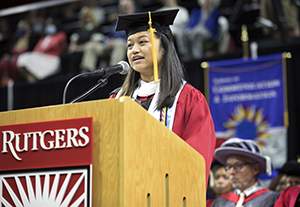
{"left": 279, "top": 160, "right": 300, "bottom": 176}
{"left": 115, "top": 9, "right": 179, "bottom": 37}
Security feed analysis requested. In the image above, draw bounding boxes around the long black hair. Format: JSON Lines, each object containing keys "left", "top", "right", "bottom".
{"left": 119, "top": 30, "right": 186, "bottom": 110}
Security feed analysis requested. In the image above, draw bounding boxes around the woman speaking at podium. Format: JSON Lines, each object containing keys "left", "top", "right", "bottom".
{"left": 109, "top": 9, "right": 216, "bottom": 184}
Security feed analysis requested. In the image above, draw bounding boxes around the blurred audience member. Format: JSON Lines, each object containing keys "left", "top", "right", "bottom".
{"left": 0, "top": 19, "right": 37, "bottom": 86}
{"left": 269, "top": 159, "right": 300, "bottom": 192}
{"left": 80, "top": 0, "right": 136, "bottom": 71}
{"left": 17, "top": 17, "right": 67, "bottom": 83}
{"left": 28, "top": 10, "right": 46, "bottom": 38}
{"left": 61, "top": 2, "right": 81, "bottom": 23}
{"left": 207, "top": 160, "right": 233, "bottom": 207}
{"left": 156, "top": 0, "right": 189, "bottom": 46}
{"left": 260, "top": 0, "right": 300, "bottom": 38}
{"left": 274, "top": 185, "right": 300, "bottom": 207}
{"left": 60, "top": 6, "right": 104, "bottom": 76}
{"left": 176, "top": 0, "right": 220, "bottom": 60}
{"left": 83, "top": 0, "right": 106, "bottom": 25}
{"left": 0, "top": 18, "right": 11, "bottom": 44}
{"left": 269, "top": 173, "right": 288, "bottom": 193}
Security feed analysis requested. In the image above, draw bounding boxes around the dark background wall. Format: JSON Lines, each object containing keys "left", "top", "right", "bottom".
{"left": 1, "top": 0, "right": 40, "bottom": 9}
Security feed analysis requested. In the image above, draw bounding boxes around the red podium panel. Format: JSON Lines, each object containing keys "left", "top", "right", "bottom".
{"left": 0, "top": 117, "right": 93, "bottom": 207}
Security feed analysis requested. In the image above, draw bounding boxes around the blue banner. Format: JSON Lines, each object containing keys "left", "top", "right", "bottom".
{"left": 206, "top": 53, "right": 288, "bottom": 168}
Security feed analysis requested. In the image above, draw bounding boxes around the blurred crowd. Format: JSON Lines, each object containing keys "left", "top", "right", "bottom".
{"left": 0, "top": 0, "right": 131, "bottom": 86}
{"left": 0, "top": 0, "right": 300, "bottom": 87}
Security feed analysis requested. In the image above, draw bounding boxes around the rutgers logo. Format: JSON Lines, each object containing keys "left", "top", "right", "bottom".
{"left": 1, "top": 126, "right": 90, "bottom": 161}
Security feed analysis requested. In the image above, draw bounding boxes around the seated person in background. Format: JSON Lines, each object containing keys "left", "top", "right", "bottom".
{"left": 84, "top": 0, "right": 106, "bottom": 25}
{"left": 80, "top": 0, "right": 136, "bottom": 72}
{"left": 206, "top": 160, "right": 233, "bottom": 207}
{"left": 176, "top": 0, "right": 220, "bottom": 60}
{"left": 268, "top": 173, "right": 288, "bottom": 193}
{"left": 274, "top": 184, "right": 300, "bottom": 207}
{"left": 156, "top": 0, "right": 189, "bottom": 48}
{"left": 269, "top": 159, "right": 300, "bottom": 192}
{"left": 17, "top": 17, "right": 67, "bottom": 83}
{"left": 211, "top": 138, "right": 279, "bottom": 207}
{"left": 0, "top": 18, "right": 11, "bottom": 44}
{"left": 260, "top": 0, "right": 300, "bottom": 38}
{"left": 60, "top": 5, "right": 104, "bottom": 76}
{"left": 0, "top": 19, "right": 37, "bottom": 86}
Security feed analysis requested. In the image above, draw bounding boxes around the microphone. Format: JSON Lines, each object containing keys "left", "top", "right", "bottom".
{"left": 94, "top": 60, "right": 130, "bottom": 77}
{"left": 63, "top": 61, "right": 129, "bottom": 104}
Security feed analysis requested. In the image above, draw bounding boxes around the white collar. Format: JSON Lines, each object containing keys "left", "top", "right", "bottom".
{"left": 137, "top": 79, "right": 160, "bottom": 97}
{"left": 236, "top": 182, "right": 263, "bottom": 197}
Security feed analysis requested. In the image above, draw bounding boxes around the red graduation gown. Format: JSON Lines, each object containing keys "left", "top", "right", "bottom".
{"left": 274, "top": 185, "right": 300, "bottom": 207}
{"left": 172, "top": 84, "right": 216, "bottom": 184}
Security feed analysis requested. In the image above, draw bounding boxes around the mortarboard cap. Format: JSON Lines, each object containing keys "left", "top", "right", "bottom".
{"left": 279, "top": 160, "right": 300, "bottom": 176}
{"left": 115, "top": 9, "right": 179, "bottom": 37}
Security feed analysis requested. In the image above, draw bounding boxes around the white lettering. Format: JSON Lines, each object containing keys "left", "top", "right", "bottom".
{"left": 1, "top": 126, "right": 91, "bottom": 161}
{"left": 213, "top": 76, "right": 240, "bottom": 85}
{"left": 212, "top": 79, "right": 281, "bottom": 94}
{"left": 78, "top": 126, "right": 89, "bottom": 146}
{"left": 40, "top": 130, "right": 54, "bottom": 150}
{"left": 2, "top": 130, "right": 22, "bottom": 160}
{"left": 66, "top": 128, "right": 79, "bottom": 148}
{"left": 222, "top": 90, "right": 277, "bottom": 103}
{"left": 15, "top": 133, "right": 26, "bottom": 152}
{"left": 23, "top": 132, "right": 41, "bottom": 151}
{"left": 55, "top": 129, "right": 66, "bottom": 149}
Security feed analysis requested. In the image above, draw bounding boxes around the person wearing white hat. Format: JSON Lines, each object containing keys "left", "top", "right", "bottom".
{"left": 211, "top": 138, "right": 280, "bottom": 207}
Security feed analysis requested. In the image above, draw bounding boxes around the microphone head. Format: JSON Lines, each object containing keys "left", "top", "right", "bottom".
{"left": 118, "top": 61, "right": 130, "bottom": 75}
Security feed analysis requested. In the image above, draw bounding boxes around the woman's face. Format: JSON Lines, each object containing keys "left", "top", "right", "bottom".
{"left": 275, "top": 174, "right": 300, "bottom": 193}
{"left": 275, "top": 175, "right": 288, "bottom": 193}
{"left": 127, "top": 31, "right": 163, "bottom": 82}
{"left": 17, "top": 20, "right": 30, "bottom": 35}
{"left": 83, "top": 12, "right": 93, "bottom": 25}
{"left": 213, "top": 167, "right": 232, "bottom": 197}
{"left": 119, "top": 0, "right": 135, "bottom": 14}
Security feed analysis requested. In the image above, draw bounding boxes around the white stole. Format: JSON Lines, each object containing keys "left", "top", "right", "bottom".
{"left": 116, "top": 80, "right": 186, "bottom": 130}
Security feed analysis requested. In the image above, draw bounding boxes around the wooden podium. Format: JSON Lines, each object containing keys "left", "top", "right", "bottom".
{"left": 0, "top": 97, "right": 206, "bottom": 207}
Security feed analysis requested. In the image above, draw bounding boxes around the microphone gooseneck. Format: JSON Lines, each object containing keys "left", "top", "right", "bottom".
{"left": 62, "top": 61, "right": 130, "bottom": 104}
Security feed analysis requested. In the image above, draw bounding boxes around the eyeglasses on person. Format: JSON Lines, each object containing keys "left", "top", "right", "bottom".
{"left": 224, "top": 162, "right": 254, "bottom": 172}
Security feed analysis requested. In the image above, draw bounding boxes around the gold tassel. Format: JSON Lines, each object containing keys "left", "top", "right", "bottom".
{"left": 148, "top": 12, "right": 159, "bottom": 83}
